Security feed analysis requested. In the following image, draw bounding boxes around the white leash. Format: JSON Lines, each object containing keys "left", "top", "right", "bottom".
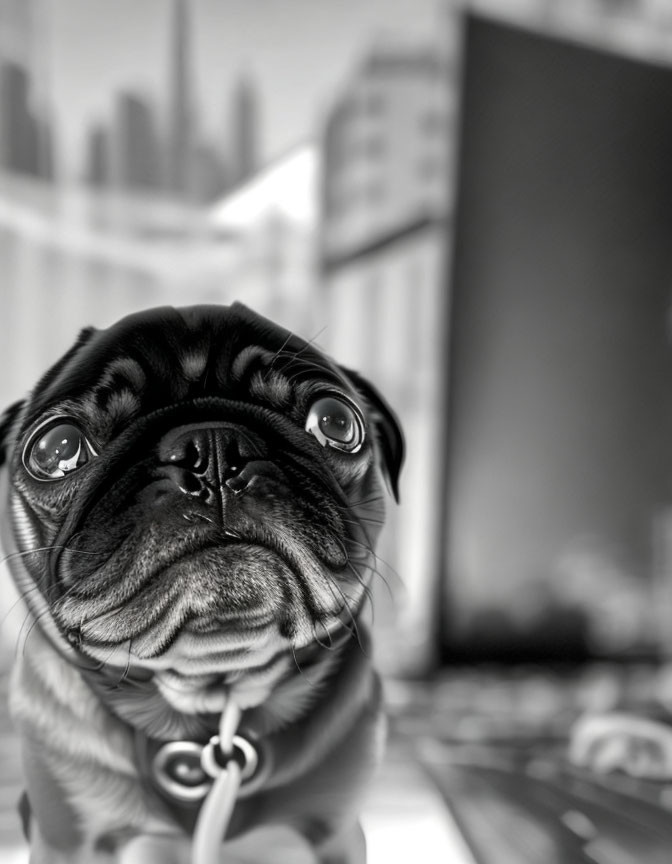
{"left": 191, "top": 698, "right": 243, "bottom": 864}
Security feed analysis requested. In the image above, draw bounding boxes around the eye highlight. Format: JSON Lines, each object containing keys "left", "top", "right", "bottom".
{"left": 23, "top": 420, "right": 97, "bottom": 481}
{"left": 305, "top": 395, "right": 364, "bottom": 453}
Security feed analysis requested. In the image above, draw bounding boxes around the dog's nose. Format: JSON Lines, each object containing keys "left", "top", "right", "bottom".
{"left": 157, "top": 423, "right": 261, "bottom": 499}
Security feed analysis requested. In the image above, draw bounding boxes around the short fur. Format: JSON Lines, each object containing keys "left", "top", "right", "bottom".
{"left": 0, "top": 303, "right": 403, "bottom": 863}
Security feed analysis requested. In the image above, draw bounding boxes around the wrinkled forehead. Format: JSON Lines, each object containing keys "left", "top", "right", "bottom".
{"left": 22, "top": 305, "right": 348, "bottom": 429}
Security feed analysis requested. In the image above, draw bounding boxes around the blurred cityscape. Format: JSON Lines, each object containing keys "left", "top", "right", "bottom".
{"left": 4, "top": 0, "right": 672, "bottom": 861}
{"left": 2, "top": 0, "right": 672, "bottom": 676}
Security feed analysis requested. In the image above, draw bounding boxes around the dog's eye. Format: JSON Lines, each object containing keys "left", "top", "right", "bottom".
{"left": 24, "top": 421, "right": 96, "bottom": 480}
{"left": 305, "top": 395, "right": 364, "bottom": 453}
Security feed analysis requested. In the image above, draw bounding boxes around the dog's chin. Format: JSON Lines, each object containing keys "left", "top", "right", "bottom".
{"left": 58, "top": 542, "right": 357, "bottom": 691}
{"left": 72, "top": 595, "right": 346, "bottom": 715}
{"left": 54, "top": 543, "right": 363, "bottom": 676}
{"left": 78, "top": 625, "right": 297, "bottom": 713}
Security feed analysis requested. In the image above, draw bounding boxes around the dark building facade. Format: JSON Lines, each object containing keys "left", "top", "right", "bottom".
{"left": 114, "top": 90, "right": 161, "bottom": 191}
{"left": 228, "top": 75, "right": 259, "bottom": 188}
{"left": 0, "top": 59, "right": 52, "bottom": 178}
{"left": 165, "top": 0, "right": 196, "bottom": 197}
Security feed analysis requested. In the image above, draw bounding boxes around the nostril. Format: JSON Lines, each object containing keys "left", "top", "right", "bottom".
{"left": 225, "top": 469, "right": 251, "bottom": 493}
{"left": 185, "top": 441, "right": 201, "bottom": 468}
{"left": 224, "top": 438, "right": 252, "bottom": 477}
{"left": 170, "top": 440, "right": 205, "bottom": 472}
{"left": 178, "top": 471, "right": 205, "bottom": 497}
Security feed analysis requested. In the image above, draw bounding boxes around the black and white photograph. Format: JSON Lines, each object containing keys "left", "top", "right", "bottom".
{"left": 2, "top": 0, "right": 672, "bottom": 862}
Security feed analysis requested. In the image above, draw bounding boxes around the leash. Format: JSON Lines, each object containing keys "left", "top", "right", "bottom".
{"left": 190, "top": 697, "right": 243, "bottom": 864}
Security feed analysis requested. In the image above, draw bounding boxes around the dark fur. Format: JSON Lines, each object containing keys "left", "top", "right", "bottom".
{"left": 0, "top": 304, "right": 403, "bottom": 863}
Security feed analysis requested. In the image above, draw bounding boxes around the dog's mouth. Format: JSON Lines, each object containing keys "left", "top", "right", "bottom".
{"left": 52, "top": 515, "right": 365, "bottom": 663}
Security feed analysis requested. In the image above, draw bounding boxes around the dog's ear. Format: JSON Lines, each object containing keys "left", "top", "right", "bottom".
{"left": 342, "top": 367, "right": 404, "bottom": 502}
{"left": 0, "top": 400, "right": 24, "bottom": 467}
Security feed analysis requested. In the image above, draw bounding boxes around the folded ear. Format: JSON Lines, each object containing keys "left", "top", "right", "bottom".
{"left": 342, "top": 367, "right": 404, "bottom": 502}
{"left": 0, "top": 400, "right": 24, "bottom": 467}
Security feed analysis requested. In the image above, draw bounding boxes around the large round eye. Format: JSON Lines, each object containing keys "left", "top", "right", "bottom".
{"left": 305, "top": 395, "right": 365, "bottom": 453}
{"left": 23, "top": 420, "right": 97, "bottom": 481}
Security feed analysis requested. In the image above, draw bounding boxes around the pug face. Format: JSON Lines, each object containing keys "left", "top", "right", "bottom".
{"left": 1, "top": 304, "right": 402, "bottom": 714}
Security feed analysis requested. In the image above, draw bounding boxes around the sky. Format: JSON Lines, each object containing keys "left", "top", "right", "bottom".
{"left": 41, "top": 0, "right": 446, "bottom": 176}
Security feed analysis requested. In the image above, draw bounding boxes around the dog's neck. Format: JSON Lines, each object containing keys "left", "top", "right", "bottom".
{"left": 9, "top": 606, "right": 380, "bottom": 842}
{"left": 76, "top": 628, "right": 352, "bottom": 744}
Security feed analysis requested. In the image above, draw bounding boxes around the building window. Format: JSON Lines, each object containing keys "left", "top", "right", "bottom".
{"left": 366, "top": 136, "right": 385, "bottom": 158}
{"left": 366, "top": 91, "right": 385, "bottom": 115}
{"left": 418, "top": 156, "right": 442, "bottom": 181}
{"left": 420, "top": 110, "right": 445, "bottom": 136}
{"left": 368, "top": 180, "right": 386, "bottom": 204}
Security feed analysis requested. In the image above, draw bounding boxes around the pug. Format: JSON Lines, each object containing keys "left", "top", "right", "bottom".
{"left": 0, "top": 303, "right": 403, "bottom": 864}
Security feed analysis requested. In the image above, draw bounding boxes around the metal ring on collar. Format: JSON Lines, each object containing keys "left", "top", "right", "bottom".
{"left": 201, "top": 734, "right": 259, "bottom": 783}
{"left": 152, "top": 740, "right": 212, "bottom": 802}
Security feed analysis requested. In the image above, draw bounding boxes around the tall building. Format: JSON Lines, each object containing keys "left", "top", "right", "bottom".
{"left": 0, "top": 0, "right": 35, "bottom": 67}
{"left": 0, "top": 0, "right": 53, "bottom": 180}
{"left": 114, "top": 90, "right": 161, "bottom": 191}
{"left": 165, "top": 0, "right": 196, "bottom": 198}
{"left": 0, "top": 61, "right": 36, "bottom": 174}
{"left": 84, "top": 122, "right": 111, "bottom": 188}
{"left": 0, "top": 59, "right": 52, "bottom": 179}
{"left": 228, "top": 75, "right": 259, "bottom": 188}
{"left": 318, "top": 41, "right": 454, "bottom": 672}
{"left": 191, "top": 140, "right": 227, "bottom": 203}
{"left": 320, "top": 46, "right": 450, "bottom": 265}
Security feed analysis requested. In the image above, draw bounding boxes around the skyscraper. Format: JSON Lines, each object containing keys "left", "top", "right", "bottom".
{"left": 0, "top": 0, "right": 35, "bottom": 67}
{"left": 84, "top": 122, "right": 111, "bottom": 188}
{"left": 114, "top": 90, "right": 161, "bottom": 191}
{"left": 165, "top": 0, "right": 196, "bottom": 198}
{"left": 228, "top": 75, "right": 259, "bottom": 188}
{"left": 320, "top": 45, "right": 449, "bottom": 264}
{"left": 0, "top": 0, "right": 54, "bottom": 180}
{"left": 0, "top": 59, "right": 48, "bottom": 177}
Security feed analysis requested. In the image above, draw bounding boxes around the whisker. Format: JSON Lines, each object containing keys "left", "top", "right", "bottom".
{"left": 276, "top": 353, "right": 341, "bottom": 386}
{"left": 323, "top": 577, "right": 365, "bottom": 651}
{"left": 342, "top": 514, "right": 386, "bottom": 529}
{"left": 310, "top": 623, "right": 337, "bottom": 652}
{"left": 263, "top": 326, "right": 330, "bottom": 389}
{"left": 345, "top": 535, "right": 402, "bottom": 582}
{"left": 269, "top": 326, "right": 329, "bottom": 372}
{"left": 344, "top": 493, "right": 387, "bottom": 509}
{"left": 109, "top": 640, "right": 134, "bottom": 688}
{"left": 264, "top": 331, "right": 300, "bottom": 380}
{"left": 1, "top": 544, "right": 106, "bottom": 569}
{"left": 0, "top": 579, "right": 42, "bottom": 630}
{"left": 290, "top": 642, "right": 318, "bottom": 686}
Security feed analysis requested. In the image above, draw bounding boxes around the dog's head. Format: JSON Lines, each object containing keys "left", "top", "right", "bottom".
{"left": 0, "top": 304, "right": 402, "bottom": 711}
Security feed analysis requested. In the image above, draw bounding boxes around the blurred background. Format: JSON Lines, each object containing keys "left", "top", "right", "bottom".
{"left": 4, "top": 0, "right": 672, "bottom": 861}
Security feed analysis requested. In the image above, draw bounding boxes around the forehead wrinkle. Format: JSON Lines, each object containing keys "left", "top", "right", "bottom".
{"left": 230, "top": 345, "right": 270, "bottom": 382}
{"left": 231, "top": 344, "right": 345, "bottom": 385}
{"left": 180, "top": 350, "right": 209, "bottom": 383}
{"left": 249, "top": 368, "right": 293, "bottom": 408}
{"left": 102, "top": 389, "right": 142, "bottom": 425}
{"left": 97, "top": 357, "right": 147, "bottom": 392}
